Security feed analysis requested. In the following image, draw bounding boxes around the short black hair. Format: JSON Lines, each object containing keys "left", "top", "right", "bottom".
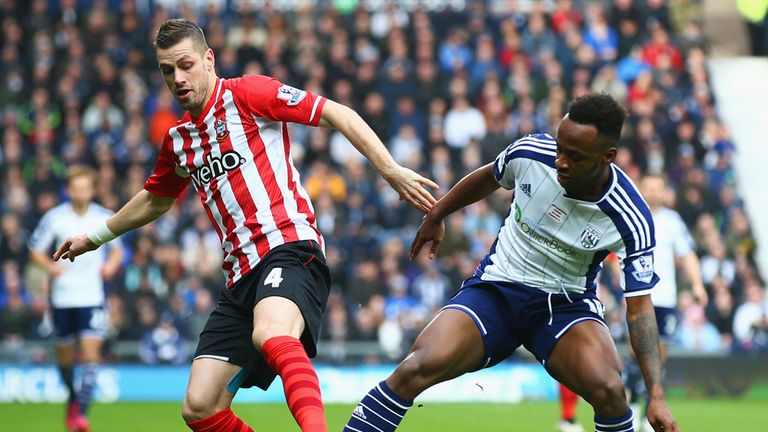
{"left": 567, "top": 93, "right": 628, "bottom": 146}
{"left": 155, "top": 19, "right": 209, "bottom": 53}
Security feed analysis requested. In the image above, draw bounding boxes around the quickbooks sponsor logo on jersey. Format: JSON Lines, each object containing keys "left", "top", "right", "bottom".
{"left": 190, "top": 151, "right": 246, "bottom": 187}
{"left": 519, "top": 222, "right": 578, "bottom": 256}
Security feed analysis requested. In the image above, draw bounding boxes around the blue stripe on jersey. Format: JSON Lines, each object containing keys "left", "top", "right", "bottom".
{"left": 609, "top": 191, "right": 648, "bottom": 251}
{"left": 494, "top": 153, "right": 505, "bottom": 180}
{"left": 598, "top": 168, "right": 655, "bottom": 256}
{"left": 597, "top": 198, "right": 637, "bottom": 255}
{"left": 508, "top": 142, "right": 556, "bottom": 154}
{"left": 475, "top": 202, "right": 513, "bottom": 277}
{"left": 475, "top": 238, "right": 499, "bottom": 277}
{"left": 584, "top": 249, "right": 610, "bottom": 290}
{"left": 505, "top": 135, "right": 556, "bottom": 155}
{"left": 615, "top": 170, "right": 655, "bottom": 249}
{"left": 512, "top": 136, "right": 557, "bottom": 150}
{"left": 495, "top": 134, "right": 557, "bottom": 181}
{"left": 507, "top": 149, "right": 556, "bottom": 167}
{"left": 518, "top": 133, "right": 557, "bottom": 146}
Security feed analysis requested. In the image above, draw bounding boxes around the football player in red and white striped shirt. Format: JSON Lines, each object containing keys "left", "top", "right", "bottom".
{"left": 54, "top": 19, "right": 438, "bottom": 432}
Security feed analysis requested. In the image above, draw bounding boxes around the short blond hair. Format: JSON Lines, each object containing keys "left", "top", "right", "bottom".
{"left": 66, "top": 165, "right": 97, "bottom": 186}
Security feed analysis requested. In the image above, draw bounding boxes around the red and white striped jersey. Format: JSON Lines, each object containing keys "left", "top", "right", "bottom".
{"left": 145, "top": 75, "right": 327, "bottom": 286}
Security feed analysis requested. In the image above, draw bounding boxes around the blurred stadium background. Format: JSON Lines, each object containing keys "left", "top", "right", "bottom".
{"left": 1, "top": 0, "right": 768, "bottom": 431}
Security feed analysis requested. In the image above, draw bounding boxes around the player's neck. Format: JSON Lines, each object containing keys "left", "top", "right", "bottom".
{"left": 71, "top": 202, "right": 90, "bottom": 215}
{"left": 565, "top": 168, "right": 612, "bottom": 201}
{"left": 189, "top": 74, "right": 219, "bottom": 118}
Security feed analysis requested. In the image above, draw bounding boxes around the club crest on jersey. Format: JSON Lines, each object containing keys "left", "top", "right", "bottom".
{"left": 631, "top": 254, "right": 655, "bottom": 283}
{"left": 214, "top": 117, "right": 229, "bottom": 141}
{"left": 277, "top": 84, "right": 307, "bottom": 106}
{"left": 579, "top": 224, "right": 603, "bottom": 249}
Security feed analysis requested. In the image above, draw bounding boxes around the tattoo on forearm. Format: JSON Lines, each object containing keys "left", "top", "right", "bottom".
{"left": 628, "top": 313, "right": 662, "bottom": 388}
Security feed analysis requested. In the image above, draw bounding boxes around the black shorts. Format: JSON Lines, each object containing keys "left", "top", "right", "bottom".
{"left": 193, "top": 240, "right": 330, "bottom": 390}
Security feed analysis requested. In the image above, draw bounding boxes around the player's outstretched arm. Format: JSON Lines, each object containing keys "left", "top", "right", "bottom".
{"left": 410, "top": 163, "right": 501, "bottom": 260}
{"left": 318, "top": 99, "right": 438, "bottom": 213}
{"left": 53, "top": 190, "right": 175, "bottom": 262}
{"left": 625, "top": 295, "right": 680, "bottom": 432}
{"left": 682, "top": 251, "right": 708, "bottom": 306}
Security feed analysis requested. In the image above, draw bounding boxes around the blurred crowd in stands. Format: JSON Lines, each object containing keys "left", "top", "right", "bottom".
{"left": 1, "top": 0, "right": 766, "bottom": 365}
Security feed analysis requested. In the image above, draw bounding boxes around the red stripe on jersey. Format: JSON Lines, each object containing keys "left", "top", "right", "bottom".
{"left": 228, "top": 94, "right": 300, "bottom": 244}
{"left": 211, "top": 94, "right": 272, "bottom": 262}
{"left": 281, "top": 122, "right": 323, "bottom": 248}
{"left": 189, "top": 121, "right": 250, "bottom": 284}
{"left": 174, "top": 126, "right": 228, "bottom": 267}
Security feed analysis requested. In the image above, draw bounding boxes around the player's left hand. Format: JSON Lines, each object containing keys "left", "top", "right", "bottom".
{"left": 692, "top": 282, "right": 708, "bottom": 307}
{"left": 53, "top": 234, "right": 99, "bottom": 262}
{"left": 646, "top": 398, "right": 679, "bottom": 432}
{"left": 409, "top": 215, "right": 445, "bottom": 261}
{"left": 101, "top": 261, "right": 120, "bottom": 280}
{"left": 383, "top": 166, "right": 438, "bottom": 213}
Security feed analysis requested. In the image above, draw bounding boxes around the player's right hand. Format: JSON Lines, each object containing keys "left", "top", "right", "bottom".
{"left": 646, "top": 398, "right": 680, "bottom": 432}
{"left": 383, "top": 165, "right": 438, "bottom": 213}
{"left": 53, "top": 234, "right": 99, "bottom": 262}
{"left": 409, "top": 215, "right": 445, "bottom": 261}
{"left": 48, "top": 263, "right": 65, "bottom": 277}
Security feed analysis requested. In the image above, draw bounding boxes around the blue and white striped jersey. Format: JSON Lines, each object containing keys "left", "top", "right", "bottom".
{"left": 475, "top": 133, "right": 658, "bottom": 296}
{"left": 28, "top": 203, "right": 122, "bottom": 308}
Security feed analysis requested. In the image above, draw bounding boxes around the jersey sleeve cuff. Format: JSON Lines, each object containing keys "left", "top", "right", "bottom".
{"left": 308, "top": 96, "right": 326, "bottom": 126}
{"left": 143, "top": 183, "right": 183, "bottom": 198}
{"left": 623, "top": 288, "right": 653, "bottom": 298}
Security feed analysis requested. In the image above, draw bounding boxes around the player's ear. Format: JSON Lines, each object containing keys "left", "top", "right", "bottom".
{"left": 205, "top": 48, "right": 215, "bottom": 71}
{"left": 602, "top": 146, "right": 617, "bottom": 165}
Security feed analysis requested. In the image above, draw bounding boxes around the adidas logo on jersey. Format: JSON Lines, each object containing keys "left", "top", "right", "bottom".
{"left": 352, "top": 405, "right": 367, "bottom": 420}
{"left": 520, "top": 183, "right": 531, "bottom": 197}
{"left": 190, "top": 151, "right": 246, "bottom": 187}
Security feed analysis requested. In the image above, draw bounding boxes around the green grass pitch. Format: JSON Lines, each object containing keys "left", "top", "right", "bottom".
{"left": 2, "top": 399, "right": 766, "bottom": 431}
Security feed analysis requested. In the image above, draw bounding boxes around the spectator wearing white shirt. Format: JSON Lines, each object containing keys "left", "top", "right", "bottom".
{"left": 444, "top": 96, "right": 486, "bottom": 152}
{"left": 733, "top": 280, "right": 768, "bottom": 353}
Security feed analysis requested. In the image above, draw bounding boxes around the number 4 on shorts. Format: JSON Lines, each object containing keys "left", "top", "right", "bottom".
{"left": 264, "top": 267, "right": 284, "bottom": 288}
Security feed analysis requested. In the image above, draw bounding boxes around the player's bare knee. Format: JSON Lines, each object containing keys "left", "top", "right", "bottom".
{"left": 182, "top": 391, "right": 220, "bottom": 422}
{"left": 391, "top": 350, "right": 442, "bottom": 395}
{"left": 252, "top": 325, "right": 282, "bottom": 351}
{"left": 587, "top": 377, "right": 627, "bottom": 415}
{"left": 252, "top": 318, "right": 303, "bottom": 350}
{"left": 80, "top": 351, "right": 101, "bottom": 364}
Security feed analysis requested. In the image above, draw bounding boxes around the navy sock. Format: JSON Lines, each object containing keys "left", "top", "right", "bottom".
{"left": 77, "top": 364, "right": 97, "bottom": 415}
{"left": 344, "top": 381, "right": 413, "bottom": 432}
{"left": 594, "top": 408, "right": 634, "bottom": 432}
{"left": 58, "top": 365, "right": 75, "bottom": 403}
